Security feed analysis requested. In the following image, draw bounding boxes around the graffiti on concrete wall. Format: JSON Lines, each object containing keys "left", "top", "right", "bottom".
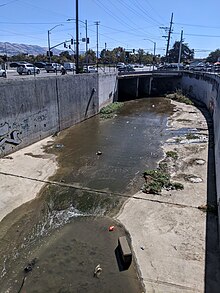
{"left": 0, "top": 109, "right": 48, "bottom": 153}
{"left": 0, "top": 123, "right": 21, "bottom": 147}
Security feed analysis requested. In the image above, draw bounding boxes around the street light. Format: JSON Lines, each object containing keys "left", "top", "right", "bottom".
{"left": 48, "top": 24, "right": 63, "bottom": 63}
{"left": 66, "top": 19, "right": 88, "bottom": 54}
{"left": 144, "top": 39, "right": 156, "bottom": 71}
{"left": 66, "top": 16, "right": 88, "bottom": 73}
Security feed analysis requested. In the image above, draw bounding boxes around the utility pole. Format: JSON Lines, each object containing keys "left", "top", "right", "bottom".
{"left": 178, "top": 30, "right": 183, "bottom": 70}
{"left": 47, "top": 24, "right": 63, "bottom": 63}
{"left": 165, "top": 12, "right": 173, "bottom": 63}
{"left": 75, "top": 0, "right": 79, "bottom": 74}
{"left": 85, "top": 20, "right": 88, "bottom": 53}
{"left": 47, "top": 30, "right": 51, "bottom": 63}
{"left": 94, "top": 21, "right": 100, "bottom": 72}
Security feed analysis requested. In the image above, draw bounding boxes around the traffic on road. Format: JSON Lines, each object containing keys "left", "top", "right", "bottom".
{"left": 1, "top": 60, "right": 220, "bottom": 80}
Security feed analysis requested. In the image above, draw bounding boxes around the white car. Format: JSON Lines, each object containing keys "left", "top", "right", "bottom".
{"left": 0, "top": 69, "right": 7, "bottom": 78}
{"left": 83, "top": 65, "right": 98, "bottom": 73}
{"left": 45, "top": 63, "right": 63, "bottom": 73}
{"left": 17, "top": 64, "right": 40, "bottom": 75}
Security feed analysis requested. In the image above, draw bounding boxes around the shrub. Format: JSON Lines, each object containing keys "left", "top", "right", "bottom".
{"left": 100, "top": 102, "right": 124, "bottom": 118}
{"left": 166, "top": 151, "right": 178, "bottom": 160}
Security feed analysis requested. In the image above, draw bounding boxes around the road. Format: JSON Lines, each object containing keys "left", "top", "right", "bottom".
{"left": 0, "top": 66, "right": 153, "bottom": 80}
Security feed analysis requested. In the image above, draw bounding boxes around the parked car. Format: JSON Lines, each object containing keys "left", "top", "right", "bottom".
{"left": 63, "top": 62, "right": 75, "bottom": 71}
{"left": 190, "top": 65, "right": 206, "bottom": 71}
{"left": 10, "top": 61, "right": 29, "bottom": 68}
{"left": 17, "top": 64, "right": 40, "bottom": 75}
{"left": 116, "top": 62, "right": 125, "bottom": 69}
{"left": 34, "top": 62, "right": 46, "bottom": 68}
{"left": 118, "top": 65, "right": 135, "bottom": 72}
{"left": 83, "top": 65, "right": 98, "bottom": 73}
{"left": 0, "top": 69, "right": 6, "bottom": 78}
{"left": 45, "top": 63, "right": 63, "bottom": 73}
{"left": 213, "top": 65, "right": 220, "bottom": 72}
{"left": 158, "top": 63, "right": 184, "bottom": 70}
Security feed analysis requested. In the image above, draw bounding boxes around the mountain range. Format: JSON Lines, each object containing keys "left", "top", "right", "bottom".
{"left": 0, "top": 42, "right": 61, "bottom": 56}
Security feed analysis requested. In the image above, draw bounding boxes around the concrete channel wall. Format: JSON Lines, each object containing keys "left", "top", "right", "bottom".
{"left": 0, "top": 73, "right": 116, "bottom": 157}
{"left": 181, "top": 72, "right": 220, "bottom": 232}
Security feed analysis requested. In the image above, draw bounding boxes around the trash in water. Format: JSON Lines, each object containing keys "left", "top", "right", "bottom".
{"left": 94, "top": 264, "right": 102, "bottom": 278}
{"left": 54, "top": 144, "right": 64, "bottom": 149}
{"left": 96, "top": 151, "right": 102, "bottom": 155}
{"left": 24, "top": 258, "right": 37, "bottom": 273}
{"left": 109, "top": 225, "right": 115, "bottom": 231}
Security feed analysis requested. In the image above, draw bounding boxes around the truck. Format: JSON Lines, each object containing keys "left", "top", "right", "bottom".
{"left": 63, "top": 62, "right": 75, "bottom": 71}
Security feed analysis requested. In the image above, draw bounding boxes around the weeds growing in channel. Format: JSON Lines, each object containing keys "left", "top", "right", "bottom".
{"left": 166, "top": 89, "right": 194, "bottom": 105}
{"left": 142, "top": 151, "right": 184, "bottom": 194}
{"left": 186, "top": 133, "right": 200, "bottom": 140}
{"left": 99, "top": 102, "right": 124, "bottom": 119}
{"left": 166, "top": 150, "right": 178, "bottom": 160}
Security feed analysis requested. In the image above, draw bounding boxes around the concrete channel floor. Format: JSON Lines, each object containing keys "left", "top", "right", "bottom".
{"left": 117, "top": 100, "right": 220, "bottom": 293}
{"left": 0, "top": 100, "right": 220, "bottom": 292}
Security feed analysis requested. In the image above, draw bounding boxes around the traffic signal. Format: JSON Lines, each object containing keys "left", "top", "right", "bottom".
{"left": 47, "top": 51, "right": 53, "bottom": 57}
{"left": 2, "top": 55, "right": 7, "bottom": 61}
{"left": 71, "top": 38, "right": 74, "bottom": 45}
{"left": 64, "top": 43, "right": 67, "bottom": 48}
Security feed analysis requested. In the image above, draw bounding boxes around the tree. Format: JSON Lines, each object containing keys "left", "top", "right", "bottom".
{"left": 137, "top": 49, "right": 145, "bottom": 64}
{"left": 85, "top": 49, "right": 96, "bottom": 64}
{"left": 59, "top": 51, "right": 71, "bottom": 59}
{"left": 206, "top": 49, "right": 220, "bottom": 63}
{"left": 112, "top": 47, "right": 126, "bottom": 64}
{"left": 165, "top": 41, "right": 194, "bottom": 63}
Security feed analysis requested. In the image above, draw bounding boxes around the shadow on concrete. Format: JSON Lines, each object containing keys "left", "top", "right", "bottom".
{"left": 195, "top": 101, "right": 220, "bottom": 293}
{"left": 114, "top": 245, "right": 131, "bottom": 272}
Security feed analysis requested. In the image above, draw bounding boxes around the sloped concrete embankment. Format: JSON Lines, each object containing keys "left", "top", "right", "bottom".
{"left": 181, "top": 72, "right": 220, "bottom": 233}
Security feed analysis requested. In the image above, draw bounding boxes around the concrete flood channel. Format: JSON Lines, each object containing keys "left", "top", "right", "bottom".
{"left": 0, "top": 97, "right": 213, "bottom": 292}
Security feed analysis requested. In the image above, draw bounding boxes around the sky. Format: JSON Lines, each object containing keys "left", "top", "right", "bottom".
{"left": 0, "top": 0, "right": 220, "bottom": 59}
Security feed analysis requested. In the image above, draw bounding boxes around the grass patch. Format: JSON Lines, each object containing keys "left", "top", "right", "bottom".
{"left": 175, "top": 137, "right": 182, "bottom": 143}
{"left": 143, "top": 149, "right": 184, "bottom": 194}
{"left": 186, "top": 133, "right": 200, "bottom": 140}
{"left": 143, "top": 168, "right": 183, "bottom": 194}
{"left": 166, "top": 150, "right": 178, "bottom": 160}
{"left": 166, "top": 90, "right": 194, "bottom": 105}
{"left": 100, "top": 102, "right": 124, "bottom": 119}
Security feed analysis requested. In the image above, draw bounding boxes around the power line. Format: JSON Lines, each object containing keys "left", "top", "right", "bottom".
{"left": 93, "top": 0, "right": 155, "bottom": 38}
{"left": 127, "top": 0, "right": 162, "bottom": 26}
{"left": 0, "top": 0, "right": 19, "bottom": 7}
{"left": 117, "top": 0, "right": 161, "bottom": 27}
{"left": 172, "top": 32, "right": 220, "bottom": 38}
{"left": 175, "top": 22, "right": 220, "bottom": 29}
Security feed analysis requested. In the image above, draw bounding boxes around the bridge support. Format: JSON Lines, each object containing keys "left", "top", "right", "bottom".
{"left": 148, "top": 77, "right": 153, "bottom": 96}
{"left": 136, "top": 77, "right": 139, "bottom": 98}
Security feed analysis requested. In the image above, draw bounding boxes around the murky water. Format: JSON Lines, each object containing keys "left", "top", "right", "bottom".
{"left": 0, "top": 97, "right": 174, "bottom": 293}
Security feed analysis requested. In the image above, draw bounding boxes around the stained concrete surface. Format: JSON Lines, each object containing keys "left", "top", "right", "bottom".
{"left": 117, "top": 100, "right": 220, "bottom": 292}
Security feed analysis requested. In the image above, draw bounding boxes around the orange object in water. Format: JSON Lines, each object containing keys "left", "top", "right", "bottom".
{"left": 109, "top": 225, "right": 115, "bottom": 231}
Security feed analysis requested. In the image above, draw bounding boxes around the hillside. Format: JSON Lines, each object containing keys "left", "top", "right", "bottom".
{"left": 0, "top": 42, "right": 61, "bottom": 56}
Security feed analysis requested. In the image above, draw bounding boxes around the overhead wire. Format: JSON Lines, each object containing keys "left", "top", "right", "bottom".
{"left": 126, "top": 0, "right": 162, "bottom": 26}
{"left": 0, "top": 0, "right": 19, "bottom": 7}
{"left": 92, "top": 0, "right": 144, "bottom": 32}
